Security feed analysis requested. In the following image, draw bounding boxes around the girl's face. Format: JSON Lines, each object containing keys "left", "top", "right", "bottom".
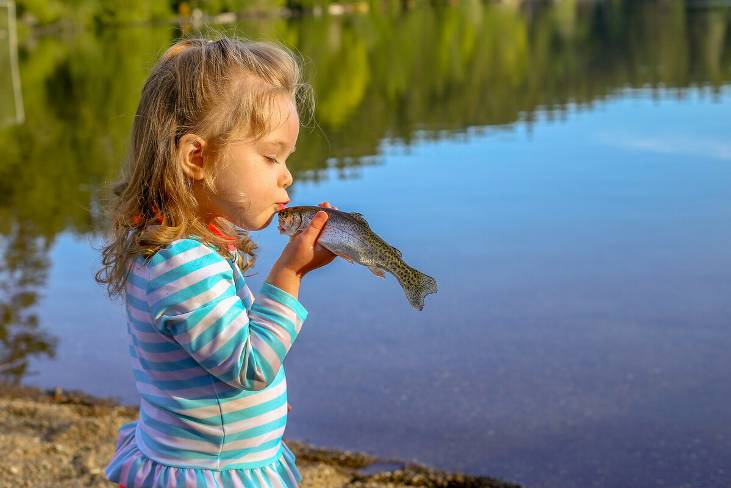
{"left": 205, "top": 94, "right": 298, "bottom": 231}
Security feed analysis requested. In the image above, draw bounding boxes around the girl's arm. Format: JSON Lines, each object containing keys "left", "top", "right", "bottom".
{"left": 146, "top": 240, "right": 307, "bottom": 391}
{"left": 144, "top": 209, "right": 335, "bottom": 392}
{"left": 264, "top": 266, "right": 301, "bottom": 299}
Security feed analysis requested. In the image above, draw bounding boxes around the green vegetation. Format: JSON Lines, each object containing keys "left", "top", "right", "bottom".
{"left": 0, "top": 0, "right": 730, "bottom": 381}
{"left": 16, "top": 0, "right": 171, "bottom": 28}
{"left": 15, "top": 0, "right": 396, "bottom": 29}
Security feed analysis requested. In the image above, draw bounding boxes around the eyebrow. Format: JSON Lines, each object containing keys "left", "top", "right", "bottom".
{"left": 263, "top": 140, "right": 296, "bottom": 155}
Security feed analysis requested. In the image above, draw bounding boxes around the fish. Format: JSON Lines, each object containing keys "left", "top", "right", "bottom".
{"left": 277, "top": 206, "right": 438, "bottom": 311}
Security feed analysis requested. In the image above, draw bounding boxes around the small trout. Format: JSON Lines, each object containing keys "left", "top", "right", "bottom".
{"left": 277, "top": 206, "right": 438, "bottom": 311}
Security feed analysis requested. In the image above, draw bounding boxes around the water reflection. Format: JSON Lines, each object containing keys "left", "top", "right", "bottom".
{"left": 0, "top": 225, "right": 56, "bottom": 382}
{"left": 0, "top": 0, "right": 729, "bottom": 382}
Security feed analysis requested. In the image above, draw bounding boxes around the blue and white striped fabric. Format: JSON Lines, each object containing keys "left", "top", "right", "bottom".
{"left": 105, "top": 238, "right": 308, "bottom": 487}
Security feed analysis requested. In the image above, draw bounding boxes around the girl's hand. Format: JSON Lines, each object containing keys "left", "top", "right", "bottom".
{"left": 273, "top": 202, "right": 338, "bottom": 278}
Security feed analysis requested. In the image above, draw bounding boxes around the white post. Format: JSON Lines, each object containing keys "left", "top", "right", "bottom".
{"left": 2, "top": 0, "right": 25, "bottom": 125}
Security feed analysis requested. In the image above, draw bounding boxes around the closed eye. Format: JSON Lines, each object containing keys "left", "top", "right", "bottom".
{"left": 265, "top": 156, "right": 280, "bottom": 165}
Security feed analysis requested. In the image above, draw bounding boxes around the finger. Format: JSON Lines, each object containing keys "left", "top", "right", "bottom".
{"left": 300, "top": 211, "right": 328, "bottom": 241}
{"left": 319, "top": 201, "right": 331, "bottom": 208}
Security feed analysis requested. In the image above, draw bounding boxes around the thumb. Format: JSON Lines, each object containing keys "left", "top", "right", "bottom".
{"left": 301, "top": 211, "right": 328, "bottom": 242}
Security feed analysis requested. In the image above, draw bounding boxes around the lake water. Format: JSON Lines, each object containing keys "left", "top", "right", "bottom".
{"left": 2, "top": 2, "right": 731, "bottom": 487}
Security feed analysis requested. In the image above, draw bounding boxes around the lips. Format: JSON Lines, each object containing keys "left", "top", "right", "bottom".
{"left": 276, "top": 201, "right": 290, "bottom": 211}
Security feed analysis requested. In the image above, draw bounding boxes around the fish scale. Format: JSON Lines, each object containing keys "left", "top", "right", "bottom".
{"left": 277, "top": 206, "right": 438, "bottom": 310}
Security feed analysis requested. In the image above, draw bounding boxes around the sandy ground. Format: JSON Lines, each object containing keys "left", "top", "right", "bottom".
{"left": 0, "top": 384, "right": 520, "bottom": 488}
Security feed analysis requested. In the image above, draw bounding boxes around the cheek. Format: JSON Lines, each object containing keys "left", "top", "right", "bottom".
{"left": 212, "top": 163, "right": 257, "bottom": 204}
{"left": 214, "top": 178, "right": 248, "bottom": 204}
{"left": 210, "top": 155, "right": 279, "bottom": 214}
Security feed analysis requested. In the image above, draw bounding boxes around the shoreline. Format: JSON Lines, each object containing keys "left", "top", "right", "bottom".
{"left": 0, "top": 383, "right": 520, "bottom": 488}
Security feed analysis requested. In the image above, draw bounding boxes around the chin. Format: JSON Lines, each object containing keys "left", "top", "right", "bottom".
{"left": 251, "top": 211, "right": 276, "bottom": 231}
{"left": 232, "top": 208, "right": 276, "bottom": 232}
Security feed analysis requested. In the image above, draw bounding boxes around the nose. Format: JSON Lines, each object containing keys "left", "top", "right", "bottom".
{"left": 281, "top": 165, "right": 293, "bottom": 189}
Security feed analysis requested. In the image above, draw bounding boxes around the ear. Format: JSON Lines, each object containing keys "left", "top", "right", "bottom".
{"left": 178, "top": 133, "right": 207, "bottom": 181}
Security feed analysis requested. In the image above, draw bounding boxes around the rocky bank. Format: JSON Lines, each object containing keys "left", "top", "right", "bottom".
{"left": 0, "top": 384, "right": 520, "bottom": 488}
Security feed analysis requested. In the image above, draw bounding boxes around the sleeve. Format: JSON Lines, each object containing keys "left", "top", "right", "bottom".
{"left": 145, "top": 239, "right": 308, "bottom": 391}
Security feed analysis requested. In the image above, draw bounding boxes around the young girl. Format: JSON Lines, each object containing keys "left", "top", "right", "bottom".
{"left": 96, "top": 37, "right": 337, "bottom": 487}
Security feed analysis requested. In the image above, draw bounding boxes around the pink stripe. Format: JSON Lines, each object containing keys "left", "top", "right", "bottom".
{"left": 148, "top": 243, "right": 215, "bottom": 280}
{"left": 212, "top": 471, "right": 226, "bottom": 487}
{"left": 134, "top": 346, "right": 190, "bottom": 363}
{"left": 131, "top": 358, "right": 204, "bottom": 382}
{"left": 280, "top": 449, "right": 299, "bottom": 486}
{"left": 130, "top": 328, "right": 171, "bottom": 343}
{"left": 266, "top": 467, "right": 286, "bottom": 488}
{"left": 232, "top": 472, "right": 248, "bottom": 488}
{"left": 251, "top": 297, "right": 303, "bottom": 334}
{"left": 184, "top": 303, "right": 248, "bottom": 355}
{"left": 254, "top": 470, "right": 271, "bottom": 488}
{"left": 135, "top": 381, "right": 215, "bottom": 400}
{"left": 140, "top": 400, "right": 223, "bottom": 438}
{"left": 225, "top": 401, "right": 287, "bottom": 435}
{"left": 132, "top": 457, "right": 153, "bottom": 487}
{"left": 128, "top": 306, "right": 155, "bottom": 324}
{"left": 147, "top": 260, "right": 230, "bottom": 305}
{"left": 202, "top": 470, "right": 217, "bottom": 487}
{"left": 171, "top": 292, "right": 240, "bottom": 345}
{"left": 152, "top": 464, "right": 164, "bottom": 487}
{"left": 167, "top": 466, "right": 178, "bottom": 487}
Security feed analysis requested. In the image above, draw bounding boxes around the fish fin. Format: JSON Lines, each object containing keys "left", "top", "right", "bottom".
{"left": 368, "top": 266, "right": 386, "bottom": 279}
{"left": 331, "top": 249, "right": 355, "bottom": 263}
{"left": 389, "top": 245, "right": 402, "bottom": 257}
{"left": 396, "top": 267, "right": 438, "bottom": 311}
{"left": 349, "top": 212, "right": 369, "bottom": 225}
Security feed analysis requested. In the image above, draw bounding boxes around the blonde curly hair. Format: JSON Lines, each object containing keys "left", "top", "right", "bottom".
{"left": 96, "top": 37, "right": 313, "bottom": 298}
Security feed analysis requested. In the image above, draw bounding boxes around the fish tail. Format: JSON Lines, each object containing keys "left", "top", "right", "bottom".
{"left": 394, "top": 265, "right": 438, "bottom": 311}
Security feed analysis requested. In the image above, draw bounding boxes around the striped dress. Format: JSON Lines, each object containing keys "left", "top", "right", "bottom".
{"left": 105, "top": 238, "right": 307, "bottom": 487}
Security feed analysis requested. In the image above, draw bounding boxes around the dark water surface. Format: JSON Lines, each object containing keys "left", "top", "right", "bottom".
{"left": 2, "top": 2, "right": 731, "bottom": 487}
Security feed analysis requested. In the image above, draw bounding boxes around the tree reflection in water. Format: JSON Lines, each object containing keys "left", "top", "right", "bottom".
{"left": 0, "top": 225, "right": 56, "bottom": 382}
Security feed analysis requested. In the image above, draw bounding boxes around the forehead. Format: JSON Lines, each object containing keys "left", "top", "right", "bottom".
{"left": 227, "top": 92, "right": 299, "bottom": 146}
{"left": 262, "top": 94, "right": 299, "bottom": 142}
